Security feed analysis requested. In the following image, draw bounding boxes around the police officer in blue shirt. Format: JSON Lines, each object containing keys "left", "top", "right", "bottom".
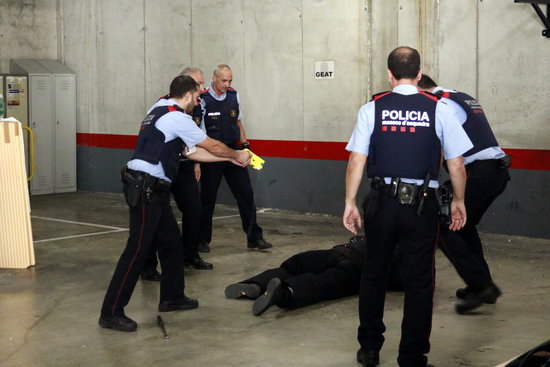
{"left": 141, "top": 67, "right": 213, "bottom": 279}
{"left": 99, "top": 75, "right": 250, "bottom": 332}
{"left": 418, "top": 74, "right": 510, "bottom": 313}
{"left": 198, "top": 64, "right": 272, "bottom": 252}
{"left": 344, "top": 47, "right": 472, "bottom": 367}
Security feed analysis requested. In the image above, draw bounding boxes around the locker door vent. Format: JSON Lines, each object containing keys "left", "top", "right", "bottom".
{"left": 35, "top": 79, "right": 48, "bottom": 90}
{"left": 59, "top": 80, "right": 71, "bottom": 91}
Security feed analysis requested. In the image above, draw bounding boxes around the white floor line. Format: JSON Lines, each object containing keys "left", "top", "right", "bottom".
{"left": 31, "top": 215, "right": 126, "bottom": 230}
{"left": 34, "top": 229, "right": 128, "bottom": 243}
{"left": 31, "top": 209, "right": 272, "bottom": 244}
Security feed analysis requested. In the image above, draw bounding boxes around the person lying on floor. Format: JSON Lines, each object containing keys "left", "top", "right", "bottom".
{"left": 224, "top": 236, "right": 402, "bottom": 316}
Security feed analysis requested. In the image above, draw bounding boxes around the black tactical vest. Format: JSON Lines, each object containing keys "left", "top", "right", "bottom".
{"left": 201, "top": 88, "right": 240, "bottom": 146}
{"left": 438, "top": 90, "right": 499, "bottom": 157}
{"left": 367, "top": 91, "right": 441, "bottom": 179}
{"left": 132, "top": 105, "right": 186, "bottom": 181}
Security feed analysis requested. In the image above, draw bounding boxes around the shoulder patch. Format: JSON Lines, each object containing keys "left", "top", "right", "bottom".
{"left": 372, "top": 91, "right": 392, "bottom": 101}
{"left": 419, "top": 91, "right": 440, "bottom": 103}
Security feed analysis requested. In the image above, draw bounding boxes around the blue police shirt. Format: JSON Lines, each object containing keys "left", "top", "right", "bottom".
{"left": 346, "top": 84, "right": 473, "bottom": 188}
{"left": 127, "top": 98, "right": 207, "bottom": 181}
{"left": 432, "top": 86, "right": 505, "bottom": 165}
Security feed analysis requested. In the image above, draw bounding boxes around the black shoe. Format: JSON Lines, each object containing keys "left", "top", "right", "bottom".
{"left": 457, "top": 283, "right": 501, "bottom": 303}
{"left": 98, "top": 313, "right": 137, "bottom": 332}
{"left": 455, "top": 283, "right": 502, "bottom": 314}
{"left": 198, "top": 242, "right": 211, "bottom": 253}
{"left": 247, "top": 238, "right": 273, "bottom": 250}
{"left": 184, "top": 257, "right": 213, "bottom": 270}
{"left": 159, "top": 296, "right": 199, "bottom": 312}
{"left": 357, "top": 349, "right": 379, "bottom": 367}
{"left": 141, "top": 269, "right": 161, "bottom": 281}
{"left": 252, "top": 278, "right": 282, "bottom": 316}
{"left": 225, "top": 283, "right": 262, "bottom": 299}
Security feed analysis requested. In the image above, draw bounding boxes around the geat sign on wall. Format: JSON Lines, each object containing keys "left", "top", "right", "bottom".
{"left": 314, "top": 61, "right": 335, "bottom": 79}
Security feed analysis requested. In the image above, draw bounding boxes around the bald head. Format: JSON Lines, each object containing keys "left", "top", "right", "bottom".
{"left": 387, "top": 46, "right": 421, "bottom": 81}
{"left": 180, "top": 67, "right": 205, "bottom": 91}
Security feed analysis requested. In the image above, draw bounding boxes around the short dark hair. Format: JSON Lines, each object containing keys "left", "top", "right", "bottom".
{"left": 387, "top": 46, "right": 421, "bottom": 80}
{"left": 169, "top": 75, "right": 198, "bottom": 98}
{"left": 418, "top": 74, "right": 438, "bottom": 89}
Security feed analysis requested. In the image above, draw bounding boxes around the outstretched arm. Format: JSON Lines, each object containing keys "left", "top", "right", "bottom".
{"left": 446, "top": 155, "right": 468, "bottom": 231}
{"left": 343, "top": 152, "right": 367, "bottom": 234}
{"left": 195, "top": 137, "right": 251, "bottom": 166}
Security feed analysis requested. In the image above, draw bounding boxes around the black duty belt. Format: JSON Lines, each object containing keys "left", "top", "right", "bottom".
{"left": 371, "top": 178, "right": 435, "bottom": 206}
{"left": 466, "top": 155, "right": 511, "bottom": 171}
{"left": 121, "top": 166, "right": 171, "bottom": 191}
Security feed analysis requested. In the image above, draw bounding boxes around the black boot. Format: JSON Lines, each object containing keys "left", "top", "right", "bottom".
{"left": 455, "top": 283, "right": 502, "bottom": 314}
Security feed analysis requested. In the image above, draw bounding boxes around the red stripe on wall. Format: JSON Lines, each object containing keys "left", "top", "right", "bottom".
{"left": 503, "top": 148, "right": 550, "bottom": 171}
{"left": 77, "top": 133, "right": 137, "bottom": 150}
{"left": 76, "top": 133, "right": 550, "bottom": 171}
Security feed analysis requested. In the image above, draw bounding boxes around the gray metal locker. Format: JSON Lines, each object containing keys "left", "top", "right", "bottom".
{"left": 37, "top": 60, "right": 76, "bottom": 193}
{"left": 10, "top": 59, "right": 76, "bottom": 195}
{"left": 1, "top": 74, "right": 30, "bottom": 177}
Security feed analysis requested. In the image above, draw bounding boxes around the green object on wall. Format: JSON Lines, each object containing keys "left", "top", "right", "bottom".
{"left": 0, "top": 94, "right": 5, "bottom": 117}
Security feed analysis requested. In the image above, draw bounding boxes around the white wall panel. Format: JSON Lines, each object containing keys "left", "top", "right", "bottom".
{"left": 144, "top": 0, "right": 192, "bottom": 105}
{"left": 0, "top": 2, "right": 57, "bottom": 72}
{"left": 436, "top": 0, "right": 477, "bottom": 94}
{"left": 478, "top": 0, "right": 550, "bottom": 149}
{"left": 302, "top": 0, "right": 369, "bottom": 142}
{"left": 396, "top": 0, "right": 421, "bottom": 49}
{"left": 60, "top": 1, "right": 99, "bottom": 136}
{"left": 191, "top": 0, "right": 245, "bottom": 88}
{"left": 242, "top": 0, "right": 304, "bottom": 140}
{"left": 370, "top": 0, "right": 398, "bottom": 93}
{"left": 61, "top": 1, "right": 145, "bottom": 135}
{"left": 94, "top": 1, "right": 145, "bottom": 135}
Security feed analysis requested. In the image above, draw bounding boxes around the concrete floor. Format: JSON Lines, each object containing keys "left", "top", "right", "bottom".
{"left": 1, "top": 191, "right": 549, "bottom": 367}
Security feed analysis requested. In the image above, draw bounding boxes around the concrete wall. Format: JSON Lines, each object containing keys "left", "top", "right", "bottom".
{"left": 1, "top": 0, "right": 549, "bottom": 238}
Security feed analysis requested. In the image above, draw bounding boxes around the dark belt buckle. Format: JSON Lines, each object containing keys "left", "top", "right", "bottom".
{"left": 397, "top": 182, "right": 417, "bottom": 205}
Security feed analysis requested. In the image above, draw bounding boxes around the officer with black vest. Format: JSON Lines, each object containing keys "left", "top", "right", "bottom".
{"left": 418, "top": 74, "right": 510, "bottom": 313}
{"left": 224, "top": 236, "right": 403, "bottom": 316}
{"left": 199, "top": 64, "right": 272, "bottom": 252}
{"left": 98, "top": 75, "right": 250, "bottom": 332}
{"left": 140, "top": 67, "right": 213, "bottom": 279}
{"left": 344, "top": 47, "right": 473, "bottom": 367}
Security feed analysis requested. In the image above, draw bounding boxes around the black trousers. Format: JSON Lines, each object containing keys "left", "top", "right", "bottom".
{"left": 100, "top": 185, "right": 185, "bottom": 316}
{"left": 358, "top": 194, "right": 439, "bottom": 367}
{"left": 200, "top": 161, "right": 262, "bottom": 244}
{"left": 438, "top": 229, "right": 492, "bottom": 289}
{"left": 242, "top": 249, "right": 360, "bottom": 308}
{"left": 457, "top": 164, "right": 509, "bottom": 280}
{"left": 143, "top": 160, "right": 202, "bottom": 272}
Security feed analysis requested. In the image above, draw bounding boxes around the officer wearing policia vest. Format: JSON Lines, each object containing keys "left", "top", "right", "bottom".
{"left": 99, "top": 75, "right": 250, "bottom": 333}
{"left": 198, "top": 64, "right": 272, "bottom": 252}
{"left": 343, "top": 47, "right": 473, "bottom": 367}
{"left": 418, "top": 74, "right": 509, "bottom": 314}
{"left": 141, "top": 68, "right": 214, "bottom": 280}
